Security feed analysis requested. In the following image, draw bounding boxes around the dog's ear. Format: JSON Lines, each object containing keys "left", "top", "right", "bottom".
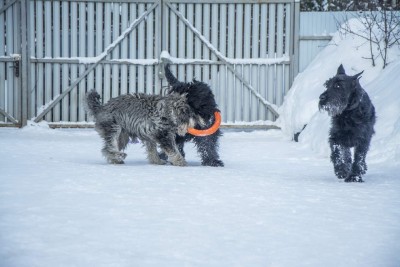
{"left": 352, "top": 70, "right": 364, "bottom": 80}
{"left": 337, "top": 64, "right": 346, "bottom": 75}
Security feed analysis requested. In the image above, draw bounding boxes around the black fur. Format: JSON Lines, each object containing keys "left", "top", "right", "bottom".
{"left": 163, "top": 64, "right": 224, "bottom": 167}
{"left": 319, "top": 64, "right": 376, "bottom": 182}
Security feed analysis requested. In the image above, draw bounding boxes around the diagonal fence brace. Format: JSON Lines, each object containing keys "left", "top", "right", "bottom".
{"left": 34, "top": 2, "right": 159, "bottom": 123}
{"left": 166, "top": 2, "right": 280, "bottom": 117}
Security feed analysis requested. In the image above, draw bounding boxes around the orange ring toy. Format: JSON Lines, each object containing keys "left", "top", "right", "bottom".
{"left": 188, "top": 111, "right": 221, "bottom": 137}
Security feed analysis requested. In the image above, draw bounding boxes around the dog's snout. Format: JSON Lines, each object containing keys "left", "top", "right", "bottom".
{"left": 319, "top": 93, "right": 327, "bottom": 102}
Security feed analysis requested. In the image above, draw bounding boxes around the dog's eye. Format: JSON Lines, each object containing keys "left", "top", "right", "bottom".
{"left": 334, "top": 83, "right": 341, "bottom": 89}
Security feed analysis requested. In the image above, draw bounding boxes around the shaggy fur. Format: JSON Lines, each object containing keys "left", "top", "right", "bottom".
{"left": 163, "top": 64, "right": 224, "bottom": 167}
{"left": 319, "top": 64, "right": 376, "bottom": 182}
{"left": 85, "top": 89, "right": 199, "bottom": 166}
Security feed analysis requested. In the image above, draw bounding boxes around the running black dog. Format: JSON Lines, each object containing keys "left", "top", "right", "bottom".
{"left": 319, "top": 64, "right": 376, "bottom": 182}
{"left": 319, "top": 65, "right": 376, "bottom": 182}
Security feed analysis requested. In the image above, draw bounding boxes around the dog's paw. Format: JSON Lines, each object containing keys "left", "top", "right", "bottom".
{"left": 170, "top": 158, "right": 187, "bottom": 167}
{"left": 108, "top": 158, "right": 125, "bottom": 164}
{"left": 149, "top": 158, "right": 167, "bottom": 165}
{"left": 344, "top": 175, "right": 364, "bottom": 183}
{"left": 335, "top": 169, "right": 349, "bottom": 179}
{"left": 107, "top": 152, "right": 127, "bottom": 164}
{"left": 202, "top": 159, "right": 224, "bottom": 167}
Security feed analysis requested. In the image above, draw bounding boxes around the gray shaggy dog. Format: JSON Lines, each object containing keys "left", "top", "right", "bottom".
{"left": 85, "top": 89, "right": 199, "bottom": 166}
{"left": 319, "top": 64, "right": 376, "bottom": 182}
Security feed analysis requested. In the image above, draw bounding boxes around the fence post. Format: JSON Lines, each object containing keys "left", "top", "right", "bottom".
{"left": 291, "top": 0, "right": 300, "bottom": 83}
{"left": 20, "top": 0, "right": 29, "bottom": 127}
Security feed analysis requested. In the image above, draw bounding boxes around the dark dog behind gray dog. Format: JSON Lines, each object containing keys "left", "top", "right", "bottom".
{"left": 85, "top": 89, "right": 199, "bottom": 166}
{"left": 319, "top": 64, "right": 376, "bottom": 182}
{"left": 164, "top": 64, "right": 224, "bottom": 167}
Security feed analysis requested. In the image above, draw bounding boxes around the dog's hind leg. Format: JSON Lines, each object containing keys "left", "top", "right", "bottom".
{"left": 144, "top": 141, "right": 166, "bottom": 165}
{"left": 118, "top": 129, "right": 130, "bottom": 151}
{"left": 97, "top": 121, "right": 127, "bottom": 164}
{"left": 330, "top": 142, "right": 351, "bottom": 179}
{"left": 193, "top": 132, "right": 224, "bottom": 167}
{"left": 345, "top": 141, "right": 370, "bottom": 182}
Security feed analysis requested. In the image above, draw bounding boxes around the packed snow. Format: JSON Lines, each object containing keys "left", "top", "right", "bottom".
{"left": 1, "top": 18, "right": 400, "bottom": 267}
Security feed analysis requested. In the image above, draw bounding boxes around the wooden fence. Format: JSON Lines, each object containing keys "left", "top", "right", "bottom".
{"left": 1, "top": 0, "right": 301, "bottom": 127}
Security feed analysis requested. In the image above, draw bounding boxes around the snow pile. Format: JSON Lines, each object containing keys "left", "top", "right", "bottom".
{"left": 278, "top": 18, "right": 400, "bottom": 163}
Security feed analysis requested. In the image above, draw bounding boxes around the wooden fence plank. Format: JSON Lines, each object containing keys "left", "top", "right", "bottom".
{"left": 52, "top": 0, "right": 61, "bottom": 121}
{"left": 61, "top": 1, "right": 70, "bottom": 121}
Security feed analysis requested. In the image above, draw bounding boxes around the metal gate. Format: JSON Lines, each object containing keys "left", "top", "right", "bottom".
{"left": 161, "top": 0, "right": 298, "bottom": 122}
{"left": 0, "top": 0, "right": 23, "bottom": 127}
{"left": 5, "top": 0, "right": 300, "bottom": 127}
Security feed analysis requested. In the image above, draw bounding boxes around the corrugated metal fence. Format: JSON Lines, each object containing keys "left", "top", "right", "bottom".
{"left": 299, "top": 11, "right": 369, "bottom": 72}
{"left": 2, "top": 0, "right": 301, "bottom": 127}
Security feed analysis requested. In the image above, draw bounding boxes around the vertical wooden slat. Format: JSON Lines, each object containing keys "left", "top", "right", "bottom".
{"left": 87, "top": 3, "right": 95, "bottom": 96}
{"left": 154, "top": 2, "right": 161, "bottom": 94}
{"left": 45, "top": 1, "right": 52, "bottom": 121}
{"left": 276, "top": 4, "right": 284, "bottom": 107}
{"left": 202, "top": 4, "right": 210, "bottom": 83}
{"left": 186, "top": 4, "right": 193, "bottom": 80}
{"left": 178, "top": 3, "right": 186, "bottom": 81}
{"left": 210, "top": 3, "right": 218, "bottom": 106}
{"left": 95, "top": 2, "right": 103, "bottom": 97}
{"left": 259, "top": 3, "right": 268, "bottom": 120}
{"left": 137, "top": 3, "right": 145, "bottom": 92}
{"left": 226, "top": 3, "right": 235, "bottom": 122}
{"left": 103, "top": 3, "right": 111, "bottom": 101}
{"left": 61, "top": 1, "right": 70, "bottom": 121}
{"left": 284, "top": 4, "right": 291, "bottom": 96}
{"left": 219, "top": 4, "right": 228, "bottom": 122}
{"left": 267, "top": 3, "right": 276, "bottom": 120}
{"left": 120, "top": 3, "right": 128, "bottom": 94}
{"left": 129, "top": 4, "right": 137, "bottom": 93}
{"left": 146, "top": 3, "right": 154, "bottom": 94}
{"left": 70, "top": 2, "right": 78, "bottom": 121}
{"left": 35, "top": 1, "right": 43, "bottom": 118}
{"left": 251, "top": 4, "right": 260, "bottom": 121}
{"left": 13, "top": 1, "right": 21, "bottom": 121}
{"left": 53, "top": 0, "right": 61, "bottom": 122}
{"left": 243, "top": 3, "right": 251, "bottom": 121}
{"left": 78, "top": 2, "right": 86, "bottom": 121}
{"left": 169, "top": 2, "right": 177, "bottom": 87}
{"left": 0, "top": 0, "right": 5, "bottom": 122}
{"left": 234, "top": 4, "right": 243, "bottom": 122}
{"left": 112, "top": 3, "right": 120, "bottom": 97}
{"left": 194, "top": 3, "right": 202, "bottom": 79}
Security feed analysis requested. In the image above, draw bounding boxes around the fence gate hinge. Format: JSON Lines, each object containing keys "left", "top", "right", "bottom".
{"left": 10, "top": 54, "right": 21, "bottom": 77}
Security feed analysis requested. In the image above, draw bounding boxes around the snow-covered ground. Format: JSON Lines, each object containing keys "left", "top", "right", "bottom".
{"left": 1, "top": 17, "right": 400, "bottom": 267}
{"left": 0, "top": 126, "right": 399, "bottom": 267}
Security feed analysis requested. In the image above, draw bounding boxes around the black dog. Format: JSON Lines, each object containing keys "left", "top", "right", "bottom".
{"left": 163, "top": 64, "right": 224, "bottom": 167}
{"left": 319, "top": 64, "right": 376, "bottom": 182}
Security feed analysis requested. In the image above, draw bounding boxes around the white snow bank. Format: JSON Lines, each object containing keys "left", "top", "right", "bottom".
{"left": 278, "top": 18, "right": 400, "bottom": 164}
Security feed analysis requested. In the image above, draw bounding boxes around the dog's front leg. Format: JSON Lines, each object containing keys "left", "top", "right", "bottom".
{"left": 329, "top": 141, "right": 351, "bottom": 179}
{"left": 158, "top": 134, "right": 186, "bottom": 166}
{"left": 144, "top": 141, "right": 166, "bottom": 165}
{"left": 346, "top": 142, "right": 370, "bottom": 182}
{"left": 194, "top": 133, "right": 224, "bottom": 167}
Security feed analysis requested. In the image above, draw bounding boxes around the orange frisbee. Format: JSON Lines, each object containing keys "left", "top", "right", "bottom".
{"left": 188, "top": 111, "right": 222, "bottom": 137}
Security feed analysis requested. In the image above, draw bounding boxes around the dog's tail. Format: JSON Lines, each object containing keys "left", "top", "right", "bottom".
{"left": 85, "top": 89, "right": 103, "bottom": 117}
{"left": 164, "top": 64, "right": 180, "bottom": 86}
